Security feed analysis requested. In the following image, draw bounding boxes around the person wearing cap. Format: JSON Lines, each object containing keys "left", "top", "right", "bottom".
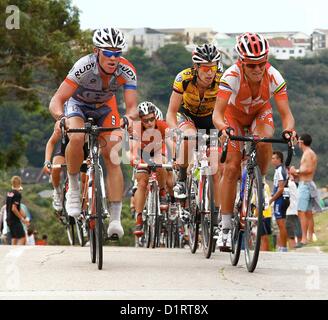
{"left": 6, "top": 176, "right": 29, "bottom": 245}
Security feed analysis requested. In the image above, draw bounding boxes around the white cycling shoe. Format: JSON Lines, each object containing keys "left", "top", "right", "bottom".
{"left": 52, "top": 190, "right": 63, "bottom": 211}
{"left": 107, "top": 220, "right": 124, "bottom": 239}
{"left": 65, "top": 189, "right": 81, "bottom": 218}
{"left": 217, "top": 229, "right": 232, "bottom": 252}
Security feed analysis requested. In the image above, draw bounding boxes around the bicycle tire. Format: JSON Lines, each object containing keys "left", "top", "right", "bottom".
{"left": 62, "top": 182, "right": 75, "bottom": 246}
{"left": 187, "top": 176, "right": 200, "bottom": 254}
{"left": 94, "top": 165, "right": 103, "bottom": 270}
{"left": 230, "top": 220, "right": 242, "bottom": 266}
{"left": 200, "top": 175, "right": 215, "bottom": 259}
{"left": 244, "top": 165, "right": 263, "bottom": 272}
{"left": 88, "top": 170, "right": 97, "bottom": 263}
{"left": 76, "top": 217, "right": 86, "bottom": 247}
{"left": 89, "top": 227, "right": 96, "bottom": 263}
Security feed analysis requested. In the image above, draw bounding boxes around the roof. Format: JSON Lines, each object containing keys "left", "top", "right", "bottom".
{"left": 128, "top": 28, "right": 163, "bottom": 35}
{"left": 268, "top": 39, "right": 293, "bottom": 48}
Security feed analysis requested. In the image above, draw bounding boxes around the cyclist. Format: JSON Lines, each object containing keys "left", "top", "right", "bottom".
{"left": 213, "top": 32, "right": 296, "bottom": 251}
{"left": 49, "top": 27, "right": 138, "bottom": 239}
{"left": 130, "top": 101, "right": 172, "bottom": 237}
{"left": 166, "top": 43, "right": 224, "bottom": 213}
{"left": 43, "top": 120, "right": 65, "bottom": 211}
{"left": 43, "top": 120, "right": 88, "bottom": 213}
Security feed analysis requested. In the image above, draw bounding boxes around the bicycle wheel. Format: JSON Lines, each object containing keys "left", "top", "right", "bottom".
{"left": 94, "top": 165, "right": 103, "bottom": 270}
{"left": 187, "top": 176, "right": 200, "bottom": 254}
{"left": 62, "top": 183, "right": 75, "bottom": 246}
{"left": 88, "top": 171, "right": 97, "bottom": 263}
{"left": 76, "top": 216, "right": 87, "bottom": 247}
{"left": 200, "top": 175, "right": 215, "bottom": 259}
{"left": 244, "top": 165, "right": 263, "bottom": 272}
{"left": 150, "top": 184, "right": 160, "bottom": 249}
{"left": 230, "top": 185, "right": 242, "bottom": 266}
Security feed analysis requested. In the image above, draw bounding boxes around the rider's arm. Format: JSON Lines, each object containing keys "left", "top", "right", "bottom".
{"left": 123, "top": 89, "right": 138, "bottom": 121}
{"left": 44, "top": 122, "right": 61, "bottom": 163}
{"left": 166, "top": 91, "right": 183, "bottom": 128}
{"left": 275, "top": 98, "right": 295, "bottom": 132}
{"left": 213, "top": 96, "right": 230, "bottom": 131}
{"left": 49, "top": 80, "right": 77, "bottom": 121}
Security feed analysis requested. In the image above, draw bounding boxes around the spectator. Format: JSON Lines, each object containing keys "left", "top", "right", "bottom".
{"left": 290, "top": 133, "right": 321, "bottom": 245}
{"left": 261, "top": 181, "right": 273, "bottom": 251}
{"left": 26, "top": 227, "right": 36, "bottom": 245}
{"left": 286, "top": 173, "right": 302, "bottom": 249}
{"left": 269, "top": 151, "right": 290, "bottom": 252}
{"left": 6, "top": 176, "right": 29, "bottom": 245}
{"left": 35, "top": 231, "right": 48, "bottom": 245}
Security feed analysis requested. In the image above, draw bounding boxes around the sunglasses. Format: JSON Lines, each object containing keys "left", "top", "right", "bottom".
{"left": 100, "top": 49, "right": 122, "bottom": 58}
{"left": 141, "top": 116, "right": 156, "bottom": 123}
{"left": 199, "top": 65, "right": 218, "bottom": 72}
{"left": 245, "top": 61, "right": 266, "bottom": 69}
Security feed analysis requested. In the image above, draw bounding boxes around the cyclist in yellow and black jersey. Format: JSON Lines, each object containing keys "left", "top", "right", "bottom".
{"left": 166, "top": 43, "right": 224, "bottom": 204}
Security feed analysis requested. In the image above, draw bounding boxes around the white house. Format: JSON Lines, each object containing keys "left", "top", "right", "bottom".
{"left": 268, "top": 39, "right": 306, "bottom": 60}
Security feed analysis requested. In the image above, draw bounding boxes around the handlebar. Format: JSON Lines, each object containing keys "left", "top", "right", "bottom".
{"left": 220, "top": 135, "right": 295, "bottom": 166}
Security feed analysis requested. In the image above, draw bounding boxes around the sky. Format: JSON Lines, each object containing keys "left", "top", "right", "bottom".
{"left": 72, "top": 0, "right": 328, "bottom": 35}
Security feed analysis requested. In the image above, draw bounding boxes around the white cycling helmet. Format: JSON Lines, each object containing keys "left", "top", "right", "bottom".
{"left": 93, "top": 27, "right": 126, "bottom": 49}
{"left": 138, "top": 101, "right": 156, "bottom": 117}
{"left": 192, "top": 43, "right": 222, "bottom": 64}
{"left": 154, "top": 106, "right": 163, "bottom": 120}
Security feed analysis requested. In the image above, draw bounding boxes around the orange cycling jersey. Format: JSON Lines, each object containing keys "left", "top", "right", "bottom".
{"left": 130, "top": 120, "right": 169, "bottom": 163}
{"left": 217, "top": 61, "right": 288, "bottom": 116}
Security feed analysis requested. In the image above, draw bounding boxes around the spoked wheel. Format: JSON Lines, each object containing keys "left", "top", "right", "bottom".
{"left": 148, "top": 184, "right": 160, "bottom": 249}
{"left": 76, "top": 216, "right": 87, "bottom": 247}
{"left": 187, "top": 177, "right": 200, "bottom": 254}
{"left": 244, "top": 165, "right": 263, "bottom": 272}
{"left": 94, "top": 165, "right": 103, "bottom": 270}
{"left": 66, "top": 216, "right": 75, "bottom": 246}
{"left": 200, "top": 175, "right": 215, "bottom": 259}
{"left": 230, "top": 215, "right": 242, "bottom": 266}
{"left": 89, "top": 224, "right": 96, "bottom": 263}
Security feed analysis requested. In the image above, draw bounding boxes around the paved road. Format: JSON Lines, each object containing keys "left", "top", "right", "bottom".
{"left": 0, "top": 245, "right": 327, "bottom": 300}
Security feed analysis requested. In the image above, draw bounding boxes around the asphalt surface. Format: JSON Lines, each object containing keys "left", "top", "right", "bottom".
{"left": 0, "top": 245, "right": 327, "bottom": 300}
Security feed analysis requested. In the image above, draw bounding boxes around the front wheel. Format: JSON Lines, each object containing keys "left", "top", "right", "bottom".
{"left": 200, "top": 175, "right": 215, "bottom": 259}
{"left": 244, "top": 165, "right": 263, "bottom": 273}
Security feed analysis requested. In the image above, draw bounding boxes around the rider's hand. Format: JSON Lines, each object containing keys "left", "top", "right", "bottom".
{"left": 43, "top": 160, "right": 52, "bottom": 175}
{"left": 282, "top": 129, "right": 298, "bottom": 142}
{"left": 219, "top": 126, "right": 234, "bottom": 138}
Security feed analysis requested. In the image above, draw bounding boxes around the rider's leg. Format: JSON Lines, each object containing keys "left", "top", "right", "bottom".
{"left": 102, "top": 132, "right": 124, "bottom": 238}
{"left": 252, "top": 109, "right": 274, "bottom": 176}
{"left": 175, "top": 122, "right": 196, "bottom": 198}
{"left": 134, "top": 171, "right": 149, "bottom": 236}
{"left": 51, "top": 155, "right": 65, "bottom": 211}
{"left": 65, "top": 116, "right": 85, "bottom": 217}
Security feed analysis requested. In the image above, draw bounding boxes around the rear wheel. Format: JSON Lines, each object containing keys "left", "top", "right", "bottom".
{"left": 244, "top": 165, "right": 263, "bottom": 273}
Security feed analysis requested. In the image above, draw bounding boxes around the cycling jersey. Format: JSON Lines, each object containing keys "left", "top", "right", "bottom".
{"left": 65, "top": 54, "right": 137, "bottom": 104}
{"left": 173, "top": 68, "right": 222, "bottom": 117}
{"left": 217, "top": 61, "right": 287, "bottom": 116}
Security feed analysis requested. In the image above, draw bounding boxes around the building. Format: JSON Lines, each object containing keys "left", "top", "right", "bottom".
{"left": 312, "top": 29, "right": 328, "bottom": 51}
{"left": 268, "top": 39, "right": 306, "bottom": 60}
{"left": 125, "top": 28, "right": 165, "bottom": 56}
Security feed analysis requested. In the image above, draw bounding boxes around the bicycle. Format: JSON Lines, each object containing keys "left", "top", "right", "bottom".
{"left": 67, "top": 118, "right": 121, "bottom": 270}
{"left": 137, "top": 162, "right": 173, "bottom": 249}
{"left": 51, "top": 163, "right": 86, "bottom": 246}
{"left": 174, "top": 130, "right": 218, "bottom": 258}
{"left": 220, "top": 133, "right": 294, "bottom": 272}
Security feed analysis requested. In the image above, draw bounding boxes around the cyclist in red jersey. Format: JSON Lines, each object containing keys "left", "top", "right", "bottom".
{"left": 130, "top": 102, "right": 172, "bottom": 236}
{"left": 49, "top": 27, "right": 138, "bottom": 239}
{"left": 213, "top": 32, "right": 297, "bottom": 251}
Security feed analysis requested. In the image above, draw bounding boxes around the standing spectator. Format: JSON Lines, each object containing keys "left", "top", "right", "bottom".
{"left": 261, "top": 181, "right": 273, "bottom": 251}
{"left": 269, "top": 151, "right": 290, "bottom": 252}
{"left": 6, "top": 176, "right": 30, "bottom": 245}
{"left": 290, "top": 133, "right": 321, "bottom": 245}
{"left": 26, "top": 227, "right": 36, "bottom": 245}
{"left": 286, "top": 173, "right": 302, "bottom": 249}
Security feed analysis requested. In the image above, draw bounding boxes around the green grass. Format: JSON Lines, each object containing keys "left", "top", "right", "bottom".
{"left": 308, "top": 210, "right": 328, "bottom": 253}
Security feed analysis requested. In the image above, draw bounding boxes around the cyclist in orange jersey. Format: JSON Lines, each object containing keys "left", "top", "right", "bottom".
{"left": 213, "top": 32, "right": 297, "bottom": 251}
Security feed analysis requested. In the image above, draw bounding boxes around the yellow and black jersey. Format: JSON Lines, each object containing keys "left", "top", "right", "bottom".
{"left": 172, "top": 67, "right": 222, "bottom": 117}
